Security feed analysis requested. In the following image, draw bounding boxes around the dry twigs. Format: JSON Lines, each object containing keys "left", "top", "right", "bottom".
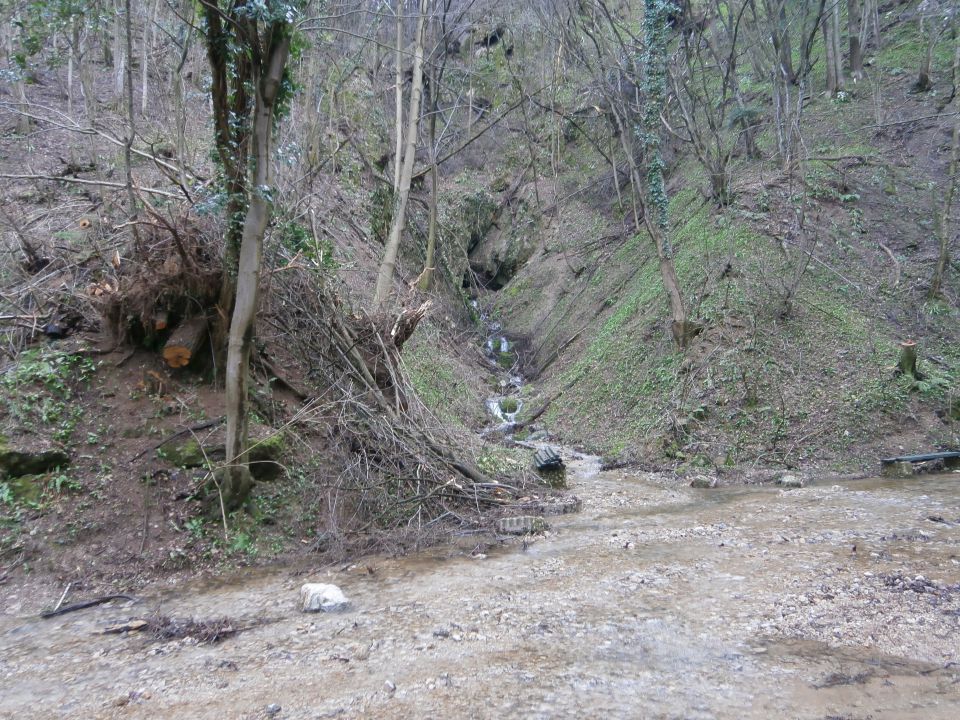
{"left": 267, "top": 251, "right": 514, "bottom": 534}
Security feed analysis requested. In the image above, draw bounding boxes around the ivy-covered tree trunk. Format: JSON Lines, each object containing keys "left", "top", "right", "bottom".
{"left": 201, "top": 1, "right": 296, "bottom": 510}
{"left": 640, "top": 0, "right": 691, "bottom": 348}
{"left": 202, "top": 1, "right": 254, "bottom": 362}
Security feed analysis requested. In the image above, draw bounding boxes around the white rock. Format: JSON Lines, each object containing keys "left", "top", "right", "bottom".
{"left": 299, "top": 583, "right": 350, "bottom": 613}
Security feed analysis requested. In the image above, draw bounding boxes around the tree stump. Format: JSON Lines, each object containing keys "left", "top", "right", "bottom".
{"left": 162, "top": 317, "right": 208, "bottom": 368}
{"left": 897, "top": 340, "right": 918, "bottom": 379}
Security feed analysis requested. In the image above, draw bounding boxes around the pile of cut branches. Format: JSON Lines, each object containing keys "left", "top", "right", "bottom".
{"left": 95, "top": 205, "right": 221, "bottom": 347}
{"left": 266, "top": 249, "right": 522, "bottom": 534}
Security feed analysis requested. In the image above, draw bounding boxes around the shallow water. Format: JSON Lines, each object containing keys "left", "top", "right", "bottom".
{"left": 1, "top": 459, "right": 958, "bottom": 719}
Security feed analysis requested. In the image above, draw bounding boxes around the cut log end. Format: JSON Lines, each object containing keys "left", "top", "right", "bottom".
{"left": 163, "top": 318, "right": 208, "bottom": 368}
{"left": 162, "top": 346, "right": 192, "bottom": 368}
{"left": 154, "top": 311, "right": 170, "bottom": 331}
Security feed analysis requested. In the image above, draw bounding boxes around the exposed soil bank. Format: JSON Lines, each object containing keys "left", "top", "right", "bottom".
{"left": 1, "top": 456, "right": 958, "bottom": 719}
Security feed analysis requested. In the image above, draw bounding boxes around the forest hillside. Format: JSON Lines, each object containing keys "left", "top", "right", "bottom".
{"left": 0, "top": 0, "right": 958, "bottom": 590}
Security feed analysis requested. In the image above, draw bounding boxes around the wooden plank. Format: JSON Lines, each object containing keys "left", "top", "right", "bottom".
{"left": 881, "top": 451, "right": 960, "bottom": 465}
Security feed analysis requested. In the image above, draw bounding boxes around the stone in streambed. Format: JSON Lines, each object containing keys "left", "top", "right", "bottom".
{"left": 299, "top": 583, "right": 350, "bottom": 613}
{"left": 775, "top": 474, "right": 804, "bottom": 488}
{"left": 690, "top": 475, "right": 718, "bottom": 489}
{"left": 881, "top": 461, "right": 914, "bottom": 478}
{"left": 496, "top": 516, "right": 548, "bottom": 535}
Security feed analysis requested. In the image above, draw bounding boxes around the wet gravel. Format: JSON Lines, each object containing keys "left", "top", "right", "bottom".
{"left": 1, "top": 457, "right": 958, "bottom": 719}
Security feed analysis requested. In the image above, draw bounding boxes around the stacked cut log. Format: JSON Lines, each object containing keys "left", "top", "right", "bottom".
{"left": 534, "top": 447, "right": 564, "bottom": 471}
{"left": 162, "top": 317, "right": 208, "bottom": 368}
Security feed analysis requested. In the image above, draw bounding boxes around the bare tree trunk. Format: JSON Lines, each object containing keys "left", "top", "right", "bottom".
{"left": 67, "top": 17, "right": 79, "bottom": 119}
{"left": 848, "top": 0, "right": 864, "bottom": 81}
{"left": 114, "top": 0, "right": 125, "bottom": 100}
{"left": 642, "top": 0, "right": 691, "bottom": 347}
{"left": 420, "top": 143, "right": 439, "bottom": 291}
{"left": 767, "top": 0, "right": 794, "bottom": 84}
{"left": 223, "top": 27, "right": 292, "bottom": 510}
{"left": 930, "top": 36, "right": 959, "bottom": 298}
{"left": 393, "top": 0, "right": 404, "bottom": 191}
{"left": 141, "top": 0, "right": 160, "bottom": 114}
{"left": 374, "top": 0, "right": 428, "bottom": 312}
{"left": 823, "top": 3, "right": 844, "bottom": 95}
{"left": 831, "top": 2, "right": 844, "bottom": 91}
{"left": 66, "top": 14, "right": 96, "bottom": 125}
{"left": 823, "top": 11, "right": 836, "bottom": 94}
{"left": 419, "top": 25, "right": 439, "bottom": 291}
{"left": 3, "top": 21, "right": 30, "bottom": 133}
{"left": 123, "top": 0, "right": 139, "bottom": 247}
{"left": 172, "top": 0, "right": 193, "bottom": 190}
{"left": 916, "top": 15, "right": 940, "bottom": 92}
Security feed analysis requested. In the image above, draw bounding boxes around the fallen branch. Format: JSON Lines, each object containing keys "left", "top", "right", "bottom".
{"left": 40, "top": 594, "right": 136, "bottom": 618}
{"left": 514, "top": 392, "right": 562, "bottom": 431}
{"left": 104, "top": 614, "right": 253, "bottom": 644}
{"left": 878, "top": 242, "right": 901, "bottom": 287}
{"left": 129, "top": 416, "right": 225, "bottom": 463}
{"left": 0, "top": 173, "right": 180, "bottom": 199}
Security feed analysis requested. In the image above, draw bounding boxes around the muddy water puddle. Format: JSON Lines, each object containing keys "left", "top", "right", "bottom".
{"left": 1, "top": 465, "right": 958, "bottom": 719}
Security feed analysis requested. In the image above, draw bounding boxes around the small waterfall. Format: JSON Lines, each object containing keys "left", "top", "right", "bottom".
{"left": 473, "top": 299, "right": 523, "bottom": 432}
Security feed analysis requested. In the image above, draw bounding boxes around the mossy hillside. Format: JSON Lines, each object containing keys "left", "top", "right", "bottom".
{"left": 531, "top": 179, "right": 947, "bottom": 466}
{"left": 402, "top": 322, "right": 488, "bottom": 430}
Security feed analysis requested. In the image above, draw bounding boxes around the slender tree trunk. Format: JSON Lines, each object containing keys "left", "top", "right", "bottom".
{"left": 203, "top": 1, "right": 252, "bottom": 366}
{"left": 775, "top": 1, "right": 794, "bottom": 84}
{"left": 823, "top": 4, "right": 844, "bottom": 95}
{"left": 123, "top": 0, "right": 139, "bottom": 248}
{"left": 823, "top": 11, "right": 836, "bottom": 94}
{"left": 393, "top": 0, "right": 404, "bottom": 191}
{"left": 68, "top": 18, "right": 77, "bottom": 118}
{"left": 832, "top": 3, "right": 844, "bottom": 91}
{"left": 172, "top": 0, "right": 193, "bottom": 190}
{"left": 374, "top": 0, "right": 428, "bottom": 311}
{"left": 71, "top": 16, "right": 96, "bottom": 124}
{"left": 419, "top": 54, "right": 439, "bottom": 291}
{"left": 848, "top": 0, "right": 864, "bottom": 81}
{"left": 114, "top": 0, "right": 125, "bottom": 100}
{"left": 797, "top": 0, "right": 828, "bottom": 79}
{"left": 420, "top": 142, "right": 439, "bottom": 291}
{"left": 141, "top": 0, "right": 158, "bottom": 114}
{"left": 916, "top": 16, "right": 939, "bottom": 92}
{"left": 223, "top": 27, "right": 292, "bottom": 509}
{"left": 4, "top": 20, "right": 31, "bottom": 134}
{"left": 868, "top": 0, "right": 881, "bottom": 52}
{"left": 930, "top": 36, "right": 960, "bottom": 298}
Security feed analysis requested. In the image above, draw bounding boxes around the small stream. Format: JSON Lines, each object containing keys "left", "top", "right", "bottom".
{"left": 474, "top": 299, "right": 524, "bottom": 429}
{"left": 1, "top": 462, "right": 958, "bottom": 719}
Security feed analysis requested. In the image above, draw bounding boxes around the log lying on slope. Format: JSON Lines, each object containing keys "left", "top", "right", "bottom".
{"left": 162, "top": 317, "right": 208, "bottom": 368}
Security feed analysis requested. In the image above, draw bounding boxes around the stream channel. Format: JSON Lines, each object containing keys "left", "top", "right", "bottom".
{"left": 475, "top": 299, "right": 524, "bottom": 431}
{"left": 1, "top": 463, "right": 958, "bottom": 718}
{"left": 0, "top": 313, "right": 958, "bottom": 718}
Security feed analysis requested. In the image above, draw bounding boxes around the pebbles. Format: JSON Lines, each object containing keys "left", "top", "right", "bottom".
{"left": 3, "top": 471, "right": 960, "bottom": 719}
